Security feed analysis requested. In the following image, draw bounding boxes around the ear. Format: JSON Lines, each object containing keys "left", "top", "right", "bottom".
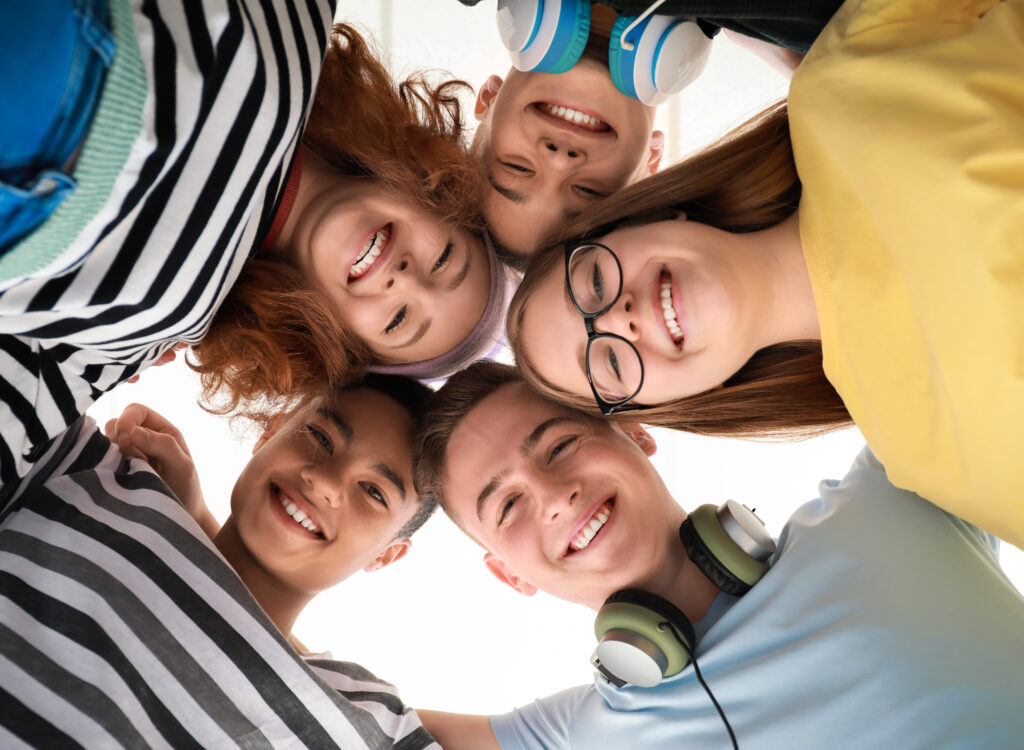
{"left": 646, "top": 130, "right": 665, "bottom": 175}
{"left": 475, "top": 74, "right": 504, "bottom": 121}
{"left": 483, "top": 552, "right": 537, "bottom": 596}
{"left": 616, "top": 421, "right": 657, "bottom": 457}
{"left": 364, "top": 538, "right": 411, "bottom": 572}
{"left": 252, "top": 416, "right": 284, "bottom": 455}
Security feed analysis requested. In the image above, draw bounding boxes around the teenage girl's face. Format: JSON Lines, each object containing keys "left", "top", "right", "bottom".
{"left": 473, "top": 61, "right": 663, "bottom": 258}
{"left": 290, "top": 180, "right": 490, "bottom": 365}
{"left": 517, "top": 219, "right": 762, "bottom": 407}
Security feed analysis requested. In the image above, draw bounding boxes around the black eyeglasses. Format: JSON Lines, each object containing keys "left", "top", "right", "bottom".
{"left": 564, "top": 241, "right": 648, "bottom": 416}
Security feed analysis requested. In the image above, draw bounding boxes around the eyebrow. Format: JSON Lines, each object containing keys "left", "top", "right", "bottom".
{"left": 394, "top": 318, "right": 431, "bottom": 350}
{"left": 488, "top": 175, "right": 586, "bottom": 222}
{"left": 445, "top": 240, "right": 472, "bottom": 292}
{"left": 563, "top": 282, "right": 589, "bottom": 373}
{"left": 474, "top": 416, "right": 580, "bottom": 522}
{"left": 373, "top": 462, "right": 408, "bottom": 503}
{"left": 317, "top": 408, "right": 353, "bottom": 444}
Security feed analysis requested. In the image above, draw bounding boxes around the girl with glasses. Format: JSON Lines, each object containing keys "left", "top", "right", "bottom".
{"left": 507, "top": 0, "right": 1024, "bottom": 547}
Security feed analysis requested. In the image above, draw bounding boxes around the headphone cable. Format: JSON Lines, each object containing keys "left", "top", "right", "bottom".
{"left": 665, "top": 623, "right": 739, "bottom": 750}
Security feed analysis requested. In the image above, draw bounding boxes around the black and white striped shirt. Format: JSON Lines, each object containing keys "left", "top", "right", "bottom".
{"left": 0, "top": 416, "right": 438, "bottom": 749}
{"left": 0, "top": 0, "right": 334, "bottom": 496}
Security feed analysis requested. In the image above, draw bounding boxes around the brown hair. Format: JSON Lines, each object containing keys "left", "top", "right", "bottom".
{"left": 414, "top": 361, "right": 524, "bottom": 531}
{"left": 508, "top": 101, "right": 853, "bottom": 439}
{"left": 191, "top": 23, "right": 487, "bottom": 420}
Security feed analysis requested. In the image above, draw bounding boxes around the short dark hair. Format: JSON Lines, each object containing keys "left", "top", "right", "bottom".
{"left": 350, "top": 374, "right": 438, "bottom": 539}
{"left": 414, "top": 362, "right": 523, "bottom": 528}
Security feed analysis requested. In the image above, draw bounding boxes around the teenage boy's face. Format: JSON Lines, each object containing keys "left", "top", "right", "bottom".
{"left": 230, "top": 388, "right": 418, "bottom": 594}
{"left": 443, "top": 382, "right": 685, "bottom": 611}
{"left": 474, "top": 62, "right": 664, "bottom": 259}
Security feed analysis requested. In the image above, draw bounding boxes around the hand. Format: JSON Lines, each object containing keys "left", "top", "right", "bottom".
{"left": 126, "top": 342, "right": 187, "bottom": 384}
{"left": 104, "top": 403, "right": 219, "bottom": 538}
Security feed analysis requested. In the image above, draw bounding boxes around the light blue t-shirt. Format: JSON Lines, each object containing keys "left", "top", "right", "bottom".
{"left": 490, "top": 448, "right": 1024, "bottom": 749}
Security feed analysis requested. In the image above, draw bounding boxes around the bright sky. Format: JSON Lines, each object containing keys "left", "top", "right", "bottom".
{"left": 85, "top": 1, "right": 1023, "bottom": 717}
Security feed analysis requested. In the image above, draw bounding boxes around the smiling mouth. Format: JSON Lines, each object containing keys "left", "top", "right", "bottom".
{"left": 348, "top": 223, "right": 391, "bottom": 281}
{"left": 659, "top": 271, "right": 685, "bottom": 347}
{"left": 567, "top": 499, "right": 614, "bottom": 554}
{"left": 534, "top": 102, "right": 613, "bottom": 134}
{"left": 273, "top": 484, "right": 325, "bottom": 538}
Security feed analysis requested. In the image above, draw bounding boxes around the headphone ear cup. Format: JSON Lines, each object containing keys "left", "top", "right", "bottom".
{"left": 680, "top": 504, "right": 772, "bottom": 596}
{"left": 499, "top": 0, "right": 591, "bottom": 74}
{"left": 608, "top": 15, "right": 641, "bottom": 99}
{"left": 592, "top": 589, "right": 695, "bottom": 687}
{"left": 608, "top": 15, "right": 713, "bottom": 105}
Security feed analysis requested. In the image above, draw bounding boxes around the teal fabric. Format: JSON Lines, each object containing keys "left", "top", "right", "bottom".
{"left": 0, "top": 0, "right": 145, "bottom": 283}
{"left": 0, "top": 0, "right": 114, "bottom": 251}
{"left": 491, "top": 447, "right": 1024, "bottom": 749}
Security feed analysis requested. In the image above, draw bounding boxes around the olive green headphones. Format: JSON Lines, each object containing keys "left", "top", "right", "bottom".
{"left": 591, "top": 501, "right": 776, "bottom": 689}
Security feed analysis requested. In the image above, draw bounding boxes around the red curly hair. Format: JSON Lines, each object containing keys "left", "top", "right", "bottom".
{"left": 191, "top": 23, "right": 486, "bottom": 419}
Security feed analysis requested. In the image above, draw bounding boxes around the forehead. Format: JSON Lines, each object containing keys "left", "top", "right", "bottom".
{"left": 444, "top": 383, "right": 589, "bottom": 498}
{"left": 289, "top": 388, "right": 414, "bottom": 450}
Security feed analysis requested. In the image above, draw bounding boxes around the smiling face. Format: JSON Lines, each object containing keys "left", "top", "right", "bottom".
{"left": 229, "top": 387, "right": 419, "bottom": 595}
{"left": 474, "top": 63, "right": 663, "bottom": 258}
{"left": 288, "top": 177, "right": 490, "bottom": 365}
{"left": 442, "top": 381, "right": 686, "bottom": 610}
{"left": 517, "top": 219, "right": 769, "bottom": 408}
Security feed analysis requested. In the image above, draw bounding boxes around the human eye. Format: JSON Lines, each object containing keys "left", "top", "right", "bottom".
{"left": 360, "top": 481, "right": 389, "bottom": 508}
{"left": 305, "top": 424, "right": 333, "bottom": 455}
{"left": 432, "top": 241, "right": 453, "bottom": 272}
{"left": 501, "top": 161, "right": 533, "bottom": 175}
{"left": 498, "top": 493, "right": 521, "bottom": 526}
{"left": 573, "top": 184, "right": 605, "bottom": 199}
{"left": 548, "top": 435, "right": 579, "bottom": 462}
{"left": 607, "top": 349, "right": 623, "bottom": 383}
{"left": 385, "top": 306, "right": 407, "bottom": 334}
{"left": 590, "top": 262, "right": 605, "bottom": 302}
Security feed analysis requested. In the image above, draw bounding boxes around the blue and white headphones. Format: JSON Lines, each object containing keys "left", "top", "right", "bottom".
{"left": 495, "top": 0, "right": 713, "bottom": 105}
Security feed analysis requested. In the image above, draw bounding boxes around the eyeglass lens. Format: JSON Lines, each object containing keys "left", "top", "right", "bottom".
{"left": 568, "top": 245, "right": 643, "bottom": 404}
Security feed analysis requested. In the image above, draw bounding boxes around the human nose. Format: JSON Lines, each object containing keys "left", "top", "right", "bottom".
{"left": 534, "top": 472, "right": 582, "bottom": 523}
{"left": 537, "top": 138, "right": 586, "bottom": 171}
{"left": 592, "top": 292, "right": 640, "bottom": 342}
{"left": 301, "top": 462, "right": 345, "bottom": 508}
{"left": 384, "top": 255, "right": 414, "bottom": 291}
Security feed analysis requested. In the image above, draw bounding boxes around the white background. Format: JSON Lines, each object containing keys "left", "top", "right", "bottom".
{"left": 86, "top": 1, "right": 1023, "bottom": 715}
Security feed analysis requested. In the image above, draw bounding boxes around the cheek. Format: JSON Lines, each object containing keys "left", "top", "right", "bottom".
{"left": 331, "top": 297, "right": 385, "bottom": 344}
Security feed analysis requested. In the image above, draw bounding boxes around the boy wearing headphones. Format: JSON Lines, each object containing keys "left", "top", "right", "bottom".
{"left": 1, "top": 376, "right": 440, "bottom": 748}
{"left": 413, "top": 362, "right": 1024, "bottom": 750}
{"left": 462, "top": 1, "right": 843, "bottom": 262}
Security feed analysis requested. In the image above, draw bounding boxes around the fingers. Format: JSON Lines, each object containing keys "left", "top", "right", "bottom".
{"left": 155, "top": 342, "right": 187, "bottom": 367}
{"left": 128, "top": 425, "right": 190, "bottom": 471}
{"left": 108, "top": 403, "right": 191, "bottom": 458}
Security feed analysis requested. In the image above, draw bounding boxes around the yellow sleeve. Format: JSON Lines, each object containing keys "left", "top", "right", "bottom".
{"left": 790, "top": 0, "right": 1024, "bottom": 546}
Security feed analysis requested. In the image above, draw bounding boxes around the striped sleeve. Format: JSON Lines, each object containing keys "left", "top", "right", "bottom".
{"left": 0, "top": 417, "right": 438, "bottom": 749}
{"left": 0, "top": 0, "right": 335, "bottom": 493}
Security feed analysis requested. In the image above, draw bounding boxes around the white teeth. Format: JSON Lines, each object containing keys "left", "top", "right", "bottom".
{"left": 543, "top": 103, "right": 604, "bottom": 128}
{"left": 660, "top": 279, "right": 684, "bottom": 342}
{"left": 570, "top": 507, "right": 611, "bottom": 552}
{"left": 278, "top": 491, "right": 320, "bottom": 534}
{"left": 349, "top": 227, "right": 389, "bottom": 278}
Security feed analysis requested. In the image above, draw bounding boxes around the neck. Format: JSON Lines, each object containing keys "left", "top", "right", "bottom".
{"left": 628, "top": 513, "right": 722, "bottom": 625}
{"left": 735, "top": 210, "right": 819, "bottom": 349}
{"left": 269, "top": 145, "right": 349, "bottom": 256}
{"left": 214, "top": 517, "right": 312, "bottom": 636}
